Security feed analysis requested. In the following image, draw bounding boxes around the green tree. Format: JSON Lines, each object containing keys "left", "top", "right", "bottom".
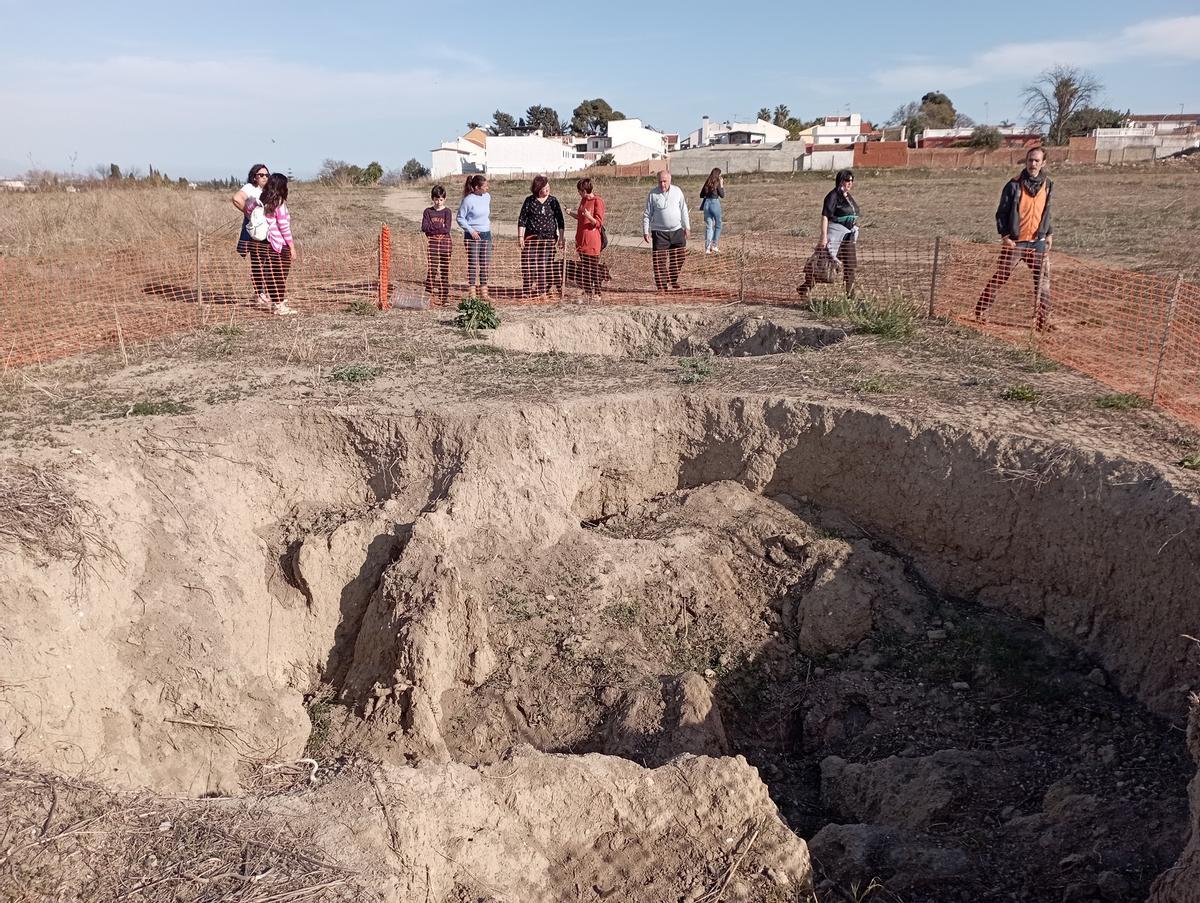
{"left": 490, "top": 110, "right": 518, "bottom": 136}
{"left": 1022, "top": 65, "right": 1103, "bottom": 145}
{"left": 361, "top": 161, "right": 384, "bottom": 184}
{"left": 524, "top": 105, "right": 564, "bottom": 135}
{"left": 756, "top": 107, "right": 771, "bottom": 122}
{"left": 596, "top": 153, "right": 616, "bottom": 166}
{"left": 466, "top": 121, "right": 481, "bottom": 130}
{"left": 108, "top": 163, "right": 122, "bottom": 180}
{"left": 968, "top": 126, "right": 1003, "bottom": 149}
{"left": 401, "top": 158, "right": 431, "bottom": 180}
{"left": 570, "top": 98, "right": 625, "bottom": 135}
{"left": 773, "top": 104, "right": 790, "bottom": 127}
{"left": 919, "top": 91, "right": 958, "bottom": 128}
{"left": 1061, "top": 106, "right": 1125, "bottom": 138}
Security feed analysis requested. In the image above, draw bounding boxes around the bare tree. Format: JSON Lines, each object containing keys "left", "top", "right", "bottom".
{"left": 1022, "top": 65, "right": 1102, "bottom": 145}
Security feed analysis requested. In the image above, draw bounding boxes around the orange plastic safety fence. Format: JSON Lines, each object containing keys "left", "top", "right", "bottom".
{"left": 378, "top": 224, "right": 391, "bottom": 311}
{"left": 932, "top": 240, "right": 1200, "bottom": 422}
{"left": 1, "top": 236, "right": 378, "bottom": 368}
{"left": 3, "top": 223, "right": 1198, "bottom": 431}
{"left": 386, "top": 230, "right": 937, "bottom": 309}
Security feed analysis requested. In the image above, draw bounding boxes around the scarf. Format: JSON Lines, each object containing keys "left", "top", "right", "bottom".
{"left": 1019, "top": 169, "right": 1046, "bottom": 196}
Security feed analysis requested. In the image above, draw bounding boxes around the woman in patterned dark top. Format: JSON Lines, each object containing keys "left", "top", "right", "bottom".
{"left": 517, "top": 175, "right": 565, "bottom": 300}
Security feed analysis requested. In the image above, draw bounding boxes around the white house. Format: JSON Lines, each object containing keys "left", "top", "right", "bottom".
{"left": 580, "top": 118, "right": 667, "bottom": 163}
{"left": 485, "top": 131, "right": 589, "bottom": 176}
{"left": 430, "top": 128, "right": 488, "bottom": 179}
{"left": 1124, "top": 113, "right": 1200, "bottom": 135}
{"left": 802, "top": 114, "right": 869, "bottom": 146}
{"left": 680, "top": 115, "right": 790, "bottom": 149}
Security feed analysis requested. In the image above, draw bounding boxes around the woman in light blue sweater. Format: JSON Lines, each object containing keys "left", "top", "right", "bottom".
{"left": 457, "top": 174, "right": 492, "bottom": 300}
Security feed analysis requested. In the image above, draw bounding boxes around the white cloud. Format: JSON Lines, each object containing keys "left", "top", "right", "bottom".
{"left": 872, "top": 14, "right": 1200, "bottom": 92}
{"left": 0, "top": 52, "right": 545, "bottom": 176}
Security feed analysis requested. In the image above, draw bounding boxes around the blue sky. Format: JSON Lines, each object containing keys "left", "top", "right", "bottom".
{"left": 1, "top": 0, "right": 1198, "bottom": 179}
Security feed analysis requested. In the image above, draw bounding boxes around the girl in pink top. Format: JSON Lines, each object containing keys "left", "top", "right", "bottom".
{"left": 247, "top": 173, "right": 298, "bottom": 315}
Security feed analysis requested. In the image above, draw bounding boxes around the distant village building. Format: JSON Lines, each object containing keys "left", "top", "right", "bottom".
{"left": 798, "top": 113, "right": 872, "bottom": 146}
{"left": 1089, "top": 113, "right": 1200, "bottom": 159}
{"left": 916, "top": 126, "right": 1041, "bottom": 149}
{"left": 1, "top": 180, "right": 28, "bottom": 191}
{"left": 430, "top": 127, "right": 489, "bottom": 179}
{"left": 679, "top": 115, "right": 790, "bottom": 149}
{"left": 578, "top": 118, "right": 668, "bottom": 165}
{"left": 430, "top": 119, "right": 670, "bottom": 177}
{"left": 485, "top": 131, "right": 589, "bottom": 176}
{"left": 1123, "top": 113, "right": 1200, "bottom": 135}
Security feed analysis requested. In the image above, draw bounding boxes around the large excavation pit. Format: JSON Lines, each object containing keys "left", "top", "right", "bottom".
{"left": 3, "top": 395, "right": 1198, "bottom": 903}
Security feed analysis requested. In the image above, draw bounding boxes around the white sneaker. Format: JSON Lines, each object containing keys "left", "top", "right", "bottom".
{"left": 255, "top": 292, "right": 270, "bottom": 308}
{"left": 712, "top": 246, "right": 720, "bottom": 254}
{"left": 273, "top": 301, "right": 297, "bottom": 316}
{"left": 705, "top": 248, "right": 712, "bottom": 255}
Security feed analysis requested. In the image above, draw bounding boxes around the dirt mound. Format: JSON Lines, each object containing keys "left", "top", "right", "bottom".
{"left": 0, "top": 751, "right": 810, "bottom": 903}
{"left": 489, "top": 308, "right": 845, "bottom": 357}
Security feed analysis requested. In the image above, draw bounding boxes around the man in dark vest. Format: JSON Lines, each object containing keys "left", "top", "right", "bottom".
{"left": 976, "top": 146, "right": 1054, "bottom": 330}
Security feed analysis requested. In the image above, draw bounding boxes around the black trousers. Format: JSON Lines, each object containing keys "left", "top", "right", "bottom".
{"left": 579, "top": 253, "right": 603, "bottom": 295}
{"left": 521, "top": 237, "right": 557, "bottom": 296}
{"left": 651, "top": 228, "right": 687, "bottom": 290}
{"left": 248, "top": 239, "right": 270, "bottom": 295}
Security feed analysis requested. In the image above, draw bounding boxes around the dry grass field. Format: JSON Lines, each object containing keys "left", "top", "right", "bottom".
{"left": 0, "top": 185, "right": 388, "bottom": 256}
{"left": 3, "top": 166, "right": 1197, "bottom": 276}
{"left": 479, "top": 165, "right": 1200, "bottom": 276}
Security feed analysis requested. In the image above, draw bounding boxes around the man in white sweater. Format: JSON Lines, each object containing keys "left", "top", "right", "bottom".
{"left": 642, "top": 169, "right": 690, "bottom": 291}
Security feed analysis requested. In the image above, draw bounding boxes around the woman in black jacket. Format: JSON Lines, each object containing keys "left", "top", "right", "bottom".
{"left": 517, "top": 175, "right": 565, "bottom": 300}
{"left": 797, "top": 168, "right": 860, "bottom": 300}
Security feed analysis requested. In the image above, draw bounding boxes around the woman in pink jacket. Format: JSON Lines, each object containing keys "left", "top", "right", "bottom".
{"left": 247, "top": 173, "right": 298, "bottom": 315}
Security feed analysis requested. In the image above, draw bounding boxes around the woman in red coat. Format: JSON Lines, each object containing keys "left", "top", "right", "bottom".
{"left": 567, "top": 177, "right": 606, "bottom": 301}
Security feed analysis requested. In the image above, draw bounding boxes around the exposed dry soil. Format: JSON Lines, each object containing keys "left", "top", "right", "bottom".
{"left": 2, "top": 303, "right": 1199, "bottom": 903}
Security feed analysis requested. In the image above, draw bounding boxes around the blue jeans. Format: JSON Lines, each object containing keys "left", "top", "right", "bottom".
{"left": 702, "top": 198, "right": 722, "bottom": 250}
{"left": 465, "top": 230, "right": 492, "bottom": 286}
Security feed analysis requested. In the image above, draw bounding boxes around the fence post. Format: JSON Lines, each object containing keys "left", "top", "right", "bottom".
{"left": 378, "top": 223, "right": 391, "bottom": 311}
{"left": 738, "top": 234, "right": 747, "bottom": 303}
{"left": 195, "top": 231, "right": 202, "bottom": 307}
{"left": 1150, "top": 275, "right": 1183, "bottom": 407}
{"left": 928, "top": 237, "right": 941, "bottom": 317}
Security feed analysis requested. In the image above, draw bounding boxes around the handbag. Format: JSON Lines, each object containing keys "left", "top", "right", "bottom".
{"left": 600, "top": 225, "right": 608, "bottom": 252}
{"left": 246, "top": 202, "right": 269, "bottom": 242}
{"left": 804, "top": 247, "right": 840, "bottom": 284}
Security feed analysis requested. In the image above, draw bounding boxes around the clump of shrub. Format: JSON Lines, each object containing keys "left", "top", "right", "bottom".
{"left": 1094, "top": 392, "right": 1148, "bottom": 410}
{"left": 329, "top": 363, "right": 382, "bottom": 384}
{"left": 345, "top": 298, "right": 378, "bottom": 317}
{"left": 455, "top": 298, "right": 500, "bottom": 330}
{"left": 1002, "top": 384, "right": 1040, "bottom": 403}
{"left": 809, "top": 291, "right": 919, "bottom": 340}
{"left": 126, "top": 399, "right": 192, "bottom": 416}
{"left": 677, "top": 357, "right": 715, "bottom": 384}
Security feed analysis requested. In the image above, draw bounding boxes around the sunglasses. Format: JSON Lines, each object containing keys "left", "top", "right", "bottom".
{"left": 256, "top": 172, "right": 269, "bottom": 178}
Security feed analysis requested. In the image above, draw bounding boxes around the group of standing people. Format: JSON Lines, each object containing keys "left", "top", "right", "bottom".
{"left": 420, "top": 173, "right": 607, "bottom": 303}
{"left": 232, "top": 164, "right": 297, "bottom": 315}
{"left": 234, "top": 149, "right": 1053, "bottom": 329}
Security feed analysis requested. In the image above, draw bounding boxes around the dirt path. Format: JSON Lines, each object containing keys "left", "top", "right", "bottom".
{"left": 383, "top": 187, "right": 648, "bottom": 249}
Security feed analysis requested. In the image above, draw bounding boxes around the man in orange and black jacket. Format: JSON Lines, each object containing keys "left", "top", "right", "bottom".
{"left": 975, "top": 147, "right": 1054, "bottom": 330}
